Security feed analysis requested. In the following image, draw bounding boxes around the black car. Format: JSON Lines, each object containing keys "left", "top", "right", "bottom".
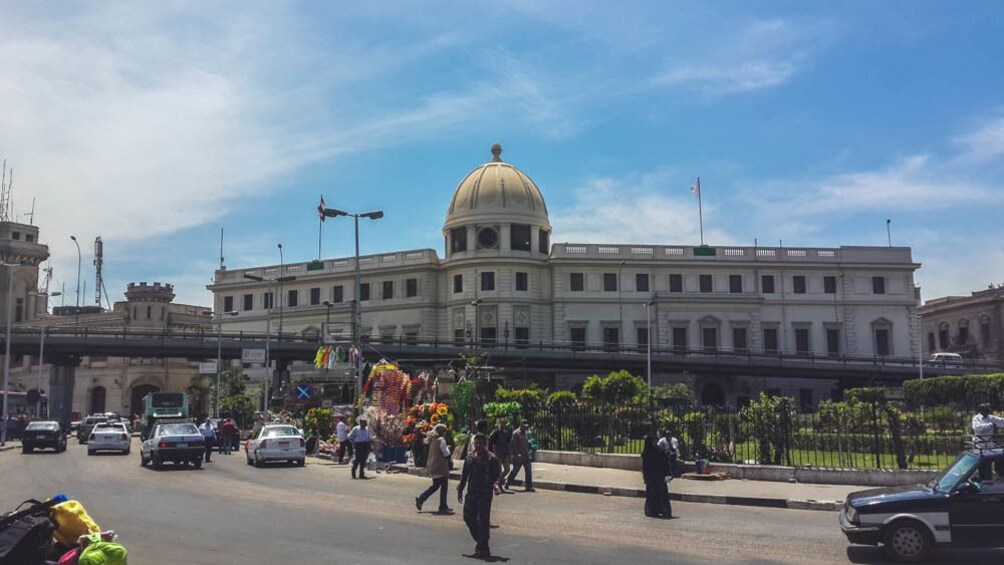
{"left": 840, "top": 447, "right": 1004, "bottom": 562}
{"left": 21, "top": 421, "right": 67, "bottom": 453}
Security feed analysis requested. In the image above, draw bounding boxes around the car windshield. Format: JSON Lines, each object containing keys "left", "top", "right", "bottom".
{"left": 932, "top": 453, "right": 981, "bottom": 493}
{"left": 26, "top": 422, "right": 59, "bottom": 431}
{"left": 262, "top": 426, "right": 300, "bottom": 438}
{"left": 159, "top": 424, "right": 199, "bottom": 436}
{"left": 85, "top": 417, "right": 107, "bottom": 424}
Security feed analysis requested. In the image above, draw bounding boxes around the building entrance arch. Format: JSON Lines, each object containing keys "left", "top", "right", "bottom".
{"left": 130, "top": 384, "right": 160, "bottom": 417}
{"left": 89, "top": 386, "right": 106, "bottom": 415}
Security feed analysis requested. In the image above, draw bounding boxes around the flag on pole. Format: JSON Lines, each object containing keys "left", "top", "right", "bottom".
{"left": 690, "top": 177, "right": 701, "bottom": 197}
{"left": 317, "top": 195, "right": 326, "bottom": 220}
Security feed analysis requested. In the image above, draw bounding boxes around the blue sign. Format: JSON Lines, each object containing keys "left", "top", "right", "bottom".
{"left": 294, "top": 383, "right": 314, "bottom": 402}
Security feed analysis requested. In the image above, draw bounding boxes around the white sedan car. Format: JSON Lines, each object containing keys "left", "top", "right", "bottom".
{"left": 246, "top": 424, "right": 306, "bottom": 467}
{"left": 87, "top": 422, "right": 131, "bottom": 455}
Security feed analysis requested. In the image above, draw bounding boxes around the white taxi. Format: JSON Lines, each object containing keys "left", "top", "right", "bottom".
{"left": 87, "top": 422, "right": 132, "bottom": 455}
{"left": 246, "top": 424, "right": 306, "bottom": 467}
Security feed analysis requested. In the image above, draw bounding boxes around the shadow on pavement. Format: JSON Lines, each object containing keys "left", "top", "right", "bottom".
{"left": 462, "top": 554, "right": 509, "bottom": 562}
{"left": 847, "top": 546, "right": 1004, "bottom": 564}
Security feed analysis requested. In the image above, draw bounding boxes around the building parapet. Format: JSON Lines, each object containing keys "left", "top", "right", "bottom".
{"left": 213, "top": 248, "right": 440, "bottom": 285}
{"left": 551, "top": 244, "right": 915, "bottom": 265}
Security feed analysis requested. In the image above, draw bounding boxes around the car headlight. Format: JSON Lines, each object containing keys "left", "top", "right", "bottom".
{"left": 845, "top": 505, "right": 859, "bottom": 525}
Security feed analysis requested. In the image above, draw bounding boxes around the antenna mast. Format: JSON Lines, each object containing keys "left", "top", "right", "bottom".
{"left": 94, "top": 237, "right": 104, "bottom": 307}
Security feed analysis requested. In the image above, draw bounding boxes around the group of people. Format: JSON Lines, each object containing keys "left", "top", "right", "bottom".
{"left": 197, "top": 417, "right": 239, "bottom": 463}
{"left": 412, "top": 418, "right": 535, "bottom": 559}
{"left": 3, "top": 412, "right": 33, "bottom": 440}
{"left": 641, "top": 429, "right": 679, "bottom": 519}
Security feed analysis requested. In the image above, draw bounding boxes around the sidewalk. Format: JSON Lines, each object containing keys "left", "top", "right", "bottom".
{"left": 383, "top": 459, "right": 872, "bottom": 512}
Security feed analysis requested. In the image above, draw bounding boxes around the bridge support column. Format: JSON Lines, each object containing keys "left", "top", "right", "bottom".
{"left": 49, "top": 355, "right": 81, "bottom": 425}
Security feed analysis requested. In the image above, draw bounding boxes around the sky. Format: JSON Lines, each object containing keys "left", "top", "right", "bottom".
{"left": 1, "top": 1, "right": 1003, "bottom": 308}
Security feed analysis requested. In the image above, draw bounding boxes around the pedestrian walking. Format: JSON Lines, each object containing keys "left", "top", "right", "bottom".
{"left": 348, "top": 417, "right": 371, "bottom": 479}
{"left": 457, "top": 433, "right": 501, "bottom": 558}
{"left": 416, "top": 423, "right": 453, "bottom": 514}
{"left": 336, "top": 416, "right": 353, "bottom": 465}
{"left": 461, "top": 420, "right": 488, "bottom": 460}
{"left": 199, "top": 417, "right": 216, "bottom": 463}
{"left": 506, "top": 420, "right": 534, "bottom": 491}
{"left": 972, "top": 403, "right": 1004, "bottom": 479}
{"left": 488, "top": 419, "right": 512, "bottom": 491}
{"left": 642, "top": 436, "right": 672, "bottom": 518}
{"left": 657, "top": 428, "right": 680, "bottom": 478}
{"left": 221, "top": 419, "right": 236, "bottom": 455}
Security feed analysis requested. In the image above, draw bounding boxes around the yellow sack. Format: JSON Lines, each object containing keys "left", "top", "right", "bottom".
{"left": 51, "top": 500, "right": 101, "bottom": 546}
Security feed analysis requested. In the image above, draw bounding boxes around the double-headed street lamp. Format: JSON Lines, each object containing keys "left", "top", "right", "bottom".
{"left": 243, "top": 272, "right": 296, "bottom": 414}
{"left": 205, "top": 309, "right": 239, "bottom": 419}
{"left": 69, "top": 236, "right": 82, "bottom": 328}
{"left": 321, "top": 207, "right": 384, "bottom": 395}
{"left": 28, "top": 290, "right": 60, "bottom": 418}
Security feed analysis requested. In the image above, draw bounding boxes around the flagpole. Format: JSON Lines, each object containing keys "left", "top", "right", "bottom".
{"left": 318, "top": 194, "right": 324, "bottom": 260}
{"left": 697, "top": 177, "right": 704, "bottom": 246}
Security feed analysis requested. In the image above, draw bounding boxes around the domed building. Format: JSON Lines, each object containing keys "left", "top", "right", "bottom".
{"left": 209, "top": 144, "right": 922, "bottom": 405}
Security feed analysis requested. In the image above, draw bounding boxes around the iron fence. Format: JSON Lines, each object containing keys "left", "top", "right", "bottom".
{"left": 523, "top": 401, "right": 986, "bottom": 471}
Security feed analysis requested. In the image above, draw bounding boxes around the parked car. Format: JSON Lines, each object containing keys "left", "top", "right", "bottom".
{"left": 77, "top": 414, "right": 109, "bottom": 444}
{"left": 245, "top": 424, "right": 306, "bottom": 467}
{"left": 928, "top": 352, "right": 964, "bottom": 366}
{"left": 21, "top": 421, "right": 66, "bottom": 453}
{"left": 87, "top": 422, "right": 131, "bottom": 455}
{"left": 140, "top": 422, "right": 206, "bottom": 469}
{"left": 840, "top": 447, "right": 1004, "bottom": 562}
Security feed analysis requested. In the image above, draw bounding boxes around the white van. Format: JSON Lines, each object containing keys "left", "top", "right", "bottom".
{"left": 928, "top": 352, "right": 964, "bottom": 366}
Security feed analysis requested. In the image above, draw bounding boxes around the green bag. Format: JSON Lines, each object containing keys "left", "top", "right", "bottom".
{"left": 77, "top": 533, "right": 127, "bottom": 565}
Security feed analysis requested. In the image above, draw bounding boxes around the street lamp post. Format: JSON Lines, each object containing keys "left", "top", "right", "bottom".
{"left": 211, "top": 310, "right": 239, "bottom": 419}
{"left": 28, "top": 290, "right": 59, "bottom": 418}
{"left": 70, "top": 236, "right": 82, "bottom": 328}
{"left": 244, "top": 273, "right": 295, "bottom": 415}
{"left": 1, "top": 262, "right": 23, "bottom": 446}
{"left": 645, "top": 300, "right": 654, "bottom": 432}
{"left": 322, "top": 301, "right": 334, "bottom": 326}
{"left": 321, "top": 207, "right": 384, "bottom": 396}
{"left": 277, "top": 244, "right": 284, "bottom": 338}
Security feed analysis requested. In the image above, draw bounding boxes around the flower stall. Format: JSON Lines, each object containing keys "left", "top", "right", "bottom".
{"left": 403, "top": 402, "right": 454, "bottom": 467}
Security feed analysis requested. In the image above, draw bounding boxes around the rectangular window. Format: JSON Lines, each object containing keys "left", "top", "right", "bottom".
{"left": 263, "top": 292, "right": 274, "bottom": 310}
{"left": 481, "top": 271, "right": 495, "bottom": 291}
{"left": 669, "top": 274, "right": 683, "bottom": 293}
{"left": 382, "top": 281, "right": 394, "bottom": 300}
{"left": 359, "top": 283, "right": 370, "bottom": 301}
{"left": 453, "top": 274, "right": 463, "bottom": 294}
{"left": 570, "top": 327, "right": 587, "bottom": 350}
{"left": 309, "top": 288, "right": 321, "bottom": 305}
{"left": 603, "top": 273, "right": 617, "bottom": 292}
{"left": 10, "top": 232, "right": 18, "bottom": 240}
{"left": 570, "top": 272, "right": 584, "bottom": 291}
{"left": 636, "top": 273, "right": 649, "bottom": 292}
{"left": 761, "top": 275, "right": 775, "bottom": 294}
{"left": 450, "top": 227, "right": 467, "bottom": 254}
{"left": 793, "top": 276, "right": 807, "bottom": 294}
{"left": 406, "top": 278, "right": 418, "bottom": 298}
{"left": 876, "top": 329, "right": 890, "bottom": 356}
{"left": 538, "top": 230, "right": 549, "bottom": 255}
{"left": 699, "top": 274, "right": 713, "bottom": 293}
{"left": 15, "top": 299, "right": 22, "bottom": 323}
{"left": 515, "top": 327, "right": 530, "bottom": 348}
{"left": 672, "top": 327, "right": 688, "bottom": 353}
{"left": 287, "top": 289, "right": 298, "bottom": 307}
{"left": 799, "top": 389, "right": 814, "bottom": 412}
{"left": 823, "top": 276, "right": 837, "bottom": 294}
{"left": 480, "top": 327, "right": 497, "bottom": 343}
{"left": 510, "top": 224, "right": 532, "bottom": 251}
{"left": 454, "top": 329, "right": 465, "bottom": 346}
{"left": 243, "top": 294, "right": 253, "bottom": 311}
{"left": 795, "top": 328, "right": 810, "bottom": 355}
{"left": 404, "top": 331, "right": 419, "bottom": 346}
{"left": 223, "top": 296, "right": 234, "bottom": 313}
{"left": 515, "top": 272, "right": 528, "bottom": 292}
{"left": 763, "top": 328, "right": 779, "bottom": 354}
{"left": 872, "top": 276, "right": 886, "bottom": 295}
{"left": 25, "top": 234, "right": 34, "bottom": 242}
{"left": 827, "top": 328, "right": 840, "bottom": 356}
{"left": 732, "top": 327, "right": 748, "bottom": 353}
{"left": 729, "top": 275, "right": 742, "bottom": 293}
{"left": 702, "top": 327, "right": 718, "bottom": 352}
{"left": 927, "top": 332, "right": 936, "bottom": 353}
{"left": 603, "top": 327, "right": 620, "bottom": 352}
{"left": 333, "top": 285, "right": 344, "bottom": 303}
{"left": 637, "top": 327, "right": 649, "bottom": 353}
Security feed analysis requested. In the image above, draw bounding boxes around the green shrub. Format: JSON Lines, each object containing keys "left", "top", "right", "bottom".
{"left": 451, "top": 380, "right": 475, "bottom": 431}
{"left": 484, "top": 401, "right": 522, "bottom": 428}
{"left": 494, "top": 387, "right": 547, "bottom": 411}
{"left": 547, "top": 390, "right": 578, "bottom": 407}
{"left": 903, "top": 374, "right": 1004, "bottom": 409}
{"left": 305, "top": 407, "right": 334, "bottom": 439}
{"left": 582, "top": 370, "right": 646, "bottom": 405}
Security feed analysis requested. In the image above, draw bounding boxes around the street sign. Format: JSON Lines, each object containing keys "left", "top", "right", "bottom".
{"left": 199, "top": 362, "right": 218, "bottom": 375}
{"left": 242, "top": 348, "right": 266, "bottom": 364}
{"left": 244, "top": 367, "right": 271, "bottom": 382}
{"left": 293, "top": 382, "right": 314, "bottom": 402}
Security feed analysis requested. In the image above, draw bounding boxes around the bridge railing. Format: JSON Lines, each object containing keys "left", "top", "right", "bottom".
{"left": 7, "top": 326, "right": 1002, "bottom": 372}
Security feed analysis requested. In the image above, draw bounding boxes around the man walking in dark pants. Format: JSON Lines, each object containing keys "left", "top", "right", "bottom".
{"left": 348, "top": 417, "right": 371, "bottom": 479}
{"left": 458, "top": 433, "right": 501, "bottom": 559}
{"left": 506, "top": 420, "right": 534, "bottom": 492}
{"left": 416, "top": 424, "right": 453, "bottom": 514}
{"left": 198, "top": 418, "right": 216, "bottom": 463}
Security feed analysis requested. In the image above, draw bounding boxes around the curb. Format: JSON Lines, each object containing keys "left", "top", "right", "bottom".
{"left": 383, "top": 463, "right": 841, "bottom": 512}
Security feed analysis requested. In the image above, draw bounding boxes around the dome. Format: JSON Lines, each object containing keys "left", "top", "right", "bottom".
{"left": 444, "top": 144, "right": 550, "bottom": 231}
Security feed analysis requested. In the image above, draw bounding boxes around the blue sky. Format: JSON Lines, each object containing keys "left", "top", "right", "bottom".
{"left": 2, "top": 2, "right": 1003, "bottom": 307}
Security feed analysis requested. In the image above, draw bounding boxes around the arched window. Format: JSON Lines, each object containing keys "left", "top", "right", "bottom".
{"left": 981, "top": 315, "right": 993, "bottom": 346}
{"left": 938, "top": 322, "right": 950, "bottom": 350}
{"left": 958, "top": 319, "right": 970, "bottom": 346}
{"left": 146, "top": 305, "right": 152, "bottom": 319}
{"left": 89, "top": 386, "right": 106, "bottom": 414}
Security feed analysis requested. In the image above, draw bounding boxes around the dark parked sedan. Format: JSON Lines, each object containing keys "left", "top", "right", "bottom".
{"left": 841, "top": 447, "right": 1004, "bottom": 562}
{"left": 22, "top": 421, "right": 67, "bottom": 453}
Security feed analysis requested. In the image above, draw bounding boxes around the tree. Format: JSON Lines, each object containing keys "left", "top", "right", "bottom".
{"left": 582, "top": 370, "right": 646, "bottom": 405}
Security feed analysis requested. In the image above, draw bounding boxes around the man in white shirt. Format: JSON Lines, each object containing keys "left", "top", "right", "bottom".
{"left": 973, "top": 403, "right": 1004, "bottom": 480}
{"left": 335, "top": 417, "right": 353, "bottom": 465}
{"left": 657, "top": 429, "right": 680, "bottom": 478}
{"left": 199, "top": 418, "right": 216, "bottom": 463}
{"left": 347, "top": 418, "right": 372, "bottom": 479}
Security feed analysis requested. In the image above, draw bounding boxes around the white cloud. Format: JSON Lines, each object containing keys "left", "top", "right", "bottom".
{"left": 952, "top": 112, "right": 1004, "bottom": 165}
{"left": 551, "top": 171, "right": 739, "bottom": 246}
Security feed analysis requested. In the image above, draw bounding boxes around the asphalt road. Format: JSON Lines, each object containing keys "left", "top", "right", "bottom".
{"left": 2, "top": 439, "right": 1003, "bottom": 564}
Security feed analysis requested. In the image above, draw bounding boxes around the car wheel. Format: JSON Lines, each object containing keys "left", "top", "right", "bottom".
{"left": 883, "top": 520, "right": 932, "bottom": 562}
{"left": 123, "top": 448, "right": 130, "bottom": 456}
{"left": 193, "top": 459, "right": 202, "bottom": 469}
{"left": 59, "top": 443, "right": 66, "bottom": 453}
{"left": 140, "top": 453, "right": 148, "bottom": 467}
{"left": 254, "top": 452, "right": 263, "bottom": 468}
{"left": 22, "top": 446, "right": 31, "bottom": 454}
{"left": 152, "top": 454, "right": 162, "bottom": 470}
{"left": 297, "top": 458, "right": 305, "bottom": 467}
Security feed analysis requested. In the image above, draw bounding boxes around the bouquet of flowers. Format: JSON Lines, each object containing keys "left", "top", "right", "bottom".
{"left": 402, "top": 403, "right": 453, "bottom": 466}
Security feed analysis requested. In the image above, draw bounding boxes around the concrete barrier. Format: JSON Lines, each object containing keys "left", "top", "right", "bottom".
{"left": 536, "top": 450, "right": 939, "bottom": 487}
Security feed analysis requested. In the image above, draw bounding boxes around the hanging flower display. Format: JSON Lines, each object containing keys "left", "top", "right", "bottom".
{"left": 361, "top": 361, "right": 411, "bottom": 415}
